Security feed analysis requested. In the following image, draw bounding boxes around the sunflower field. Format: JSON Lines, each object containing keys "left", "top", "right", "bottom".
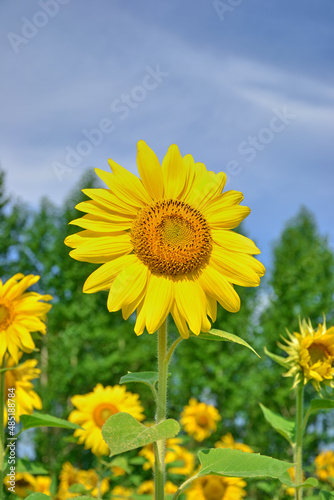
{"left": 0, "top": 144, "right": 333, "bottom": 500}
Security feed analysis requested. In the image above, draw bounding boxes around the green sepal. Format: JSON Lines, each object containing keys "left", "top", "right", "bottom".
{"left": 102, "top": 412, "right": 180, "bottom": 457}
{"left": 259, "top": 403, "right": 295, "bottom": 444}
{"left": 197, "top": 448, "right": 292, "bottom": 478}
{"left": 20, "top": 412, "right": 81, "bottom": 431}
{"left": 193, "top": 329, "right": 259, "bottom": 357}
{"left": 264, "top": 346, "right": 290, "bottom": 368}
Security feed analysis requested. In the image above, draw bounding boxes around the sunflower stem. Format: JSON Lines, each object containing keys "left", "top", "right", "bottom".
{"left": 0, "top": 361, "right": 6, "bottom": 500}
{"left": 294, "top": 381, "right": 304, "bottom": 500}
{"left": 154, "top": 319, "right": 168, "bottom": 500}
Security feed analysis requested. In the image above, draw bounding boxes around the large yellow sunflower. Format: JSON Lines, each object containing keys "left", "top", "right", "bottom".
{"left": 0, "top": 274, "right": 52, "bottom": 364}
{"left": 5, "top": 353, "right": 42, "bottom": 423}
{"left": 180, "top": 398, "right": 221, "bottom": 442}
{"left": 185, "top": 475, "right": 247, "bottom": 500}
{"left": 278, "top": 318, "right": 334, "bottom": 391}
{"left": 68, "top": 383, "right": 145, "bottom": 456}
{"left": 65, "top": 141, "right": 264, "bottom": 338}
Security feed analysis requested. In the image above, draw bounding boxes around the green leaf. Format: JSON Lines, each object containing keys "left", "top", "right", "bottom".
{"left": 320, "top": 492, "right": 334, "bottom": 500}
{"left": 303, "top": 399, "right": 334, "bottom": 428}
{"left": 120, "top": 371, "right": 159, "bottom": 389}
{"left": 20, "top": 412, "right": 81, "bottom": 431}
{"left": 102, "top": 412, "right": 180, "bottom": 457}
{"left": 16, "top": 459, "right": 48, "bottom": 475}
{"left": 25, "top": 495, "right": 51, "bottom": 500}
{"left": 279, "top": 471, "right": 318, "bottom": 488}
{"left": 197, "top": 448, "right": 292, "bottom": 478}
{"left": 264, "top": 346, "right": 290, "bottom": 368}
{"left": 193, "top": 329, "right": 260, "bottom": 357}
{"left": 109, "top": 456, "right": 132, "bottom": 474}
{"left": 259, "top": 403, "right": 295, "bottom": 444}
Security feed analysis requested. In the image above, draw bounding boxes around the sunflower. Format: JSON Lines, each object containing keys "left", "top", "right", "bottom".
{"left": 168, "top": 445, "right": 195, "bottom": 476}
{"left": 283, "top": 466, "right": 305, "bottom": 497}
{"left": 314, "top": 450, "right": 334, "bottom": 485}
{"left": 68, "top": 384, "right": 145, "bottom": 456}
{"left": 111, "top": 485, "right": 134, "bottom": 498}
{"left": 278, "top": 318, "right": 334, "bottom": 391}
{"left": 137, "top": 480, "right": 178, "bottom": 495}
{"left": 58, "top": 462, "right": 109, "bottom": 499}
{"left": 65, "top": 141, "right": 264, "bottom": 338}
{"left": 5, "top": 353, "right": 42, "bottom": 423}
{"left": 215, "top": 432, "right": 253, "bottom": 454}
{"left": 0, "top": 274, "right": 52, "bottom": 364}
{"left": 139, "top": 437, "right": 183, "bottom": 470}
{"left": 180, "top": 398, "right": 221, "bottom": 442}
{"left": 185, "top": 475, "right": 247, "bottom": 500}
{"left": 4, "top": 472, "right": 34, "bottom": 497}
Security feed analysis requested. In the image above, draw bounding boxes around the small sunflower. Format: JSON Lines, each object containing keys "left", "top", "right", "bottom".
{"left": 68, "top": 384, "right": 145, "bottom": 456}
{"left": 137, "top": 480, "right": 178, "bottom": 495}
{"left": 139, "top": 437, "right": 183, "bottom": 470}
{"left": 0, "top": 274, "right": 52, "bottom": 364}
{"left": 314, "top": 450, "right": 334, "bottom": 485}
{"left": 5, "top": 353, "right": 42, "bottom": 423}
{"left": 180, "top": 398, "right": 221, "bottom": 442}
{"left": 168, "top": 445, "right": 195, "bottom": 476}
{"left": 278, "top": 318, "right": 334, "bottom": 391}
{"left": 65, "top": 141, "right": 265, "bottom": 338}
{"left": 185, "top": 475, "right": 247, "bottom": 500}
{"left": 58, "top": 462, "right": 109, "bottom": 499}
{"left": 4, "top": 472, "right": 34, "bottom": 497}
{"left": 111, "top": 485, "right": 134, "bottom": 498}
{"left": 283, "top": 466, "right": 305, "bottom": 497}
{"left": 215, "top": 432, "right": 253, "bottom": 454}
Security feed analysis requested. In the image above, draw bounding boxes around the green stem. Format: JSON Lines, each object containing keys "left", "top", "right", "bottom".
{"left": 294, "top": 382, "right": 304, "bottom": 500}
{"left": 154, "top": 320, "right": 168, "bottom": 500}
{"left": 0, "top": 360, "right": 6, "bottom": 500}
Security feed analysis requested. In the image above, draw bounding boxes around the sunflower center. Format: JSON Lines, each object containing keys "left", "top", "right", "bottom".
{"left": 202, "top": 477, "right": 227, "bottom": 500}
{"left": 308, "top": 343, "right": 329, "bottom": 365}
{"left": 93, "top": 403, "right": 118, "bottom": 428}
{"left": 196, "top": 413, "right": 209, "bottom": 428}
{"left": 131, "top": 199, "right": 212, "bottom": 276}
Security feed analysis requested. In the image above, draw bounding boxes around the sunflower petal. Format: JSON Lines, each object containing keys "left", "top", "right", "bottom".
{"left": 137, "top": 140, "right": 164, "bottom": 199}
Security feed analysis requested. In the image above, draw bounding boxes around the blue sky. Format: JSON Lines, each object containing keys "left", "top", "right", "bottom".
{"left": 1, "top": 0, "right": 333, "bottom": 267}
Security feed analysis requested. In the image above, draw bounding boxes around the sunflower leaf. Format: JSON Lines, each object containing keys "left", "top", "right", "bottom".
{"left": 279, "top": 471, "right": 318, "bottom": 488}
{"left": 102, "top": 412, "right": 180, "bottom": 457}
{"left": 303, "top": 399, "right": 334, "bottom": 429}
{"left": 197, "top": 448, "right": 292, "bottom": 478}
{"left": 259, "top": 403, "right": 295, "bottom": 444}
{"left": 120, "top": 371, "right": 159, "bottom": 389}
{"left": 16, "top": 459, "right": 48, "bottom": 475}
{"left": 20, "top": 412, "right": 81, "bottom": 431}
{"left": 193, "top": 329, "right": 259, "bottom": 357}
{"left": 320, "top": 491, "right": 334, "bottom": 499}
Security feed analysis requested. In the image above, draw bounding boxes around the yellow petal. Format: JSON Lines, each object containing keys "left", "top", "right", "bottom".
{"left": 171, "top": 302, "right": 189, "bottom": 339}
{"left": 68, "top": 233, "right": 133, "bottom": 263}
{"left": 137, "top": 140, "right": 164, "bottom": 199}
{"left": 173, "top": 278, "right": 208, "bottom": 335}
{"left": 211, "top": 230, "right": 261, "bottom": 255}
{"left": 140, "top": 275, "right": 174, "bottom": 334}
{"left": 107, "top": 260, "right": 149, "bottom": 312}
{"left": 162, "top": 144, "right": 186, "bottom": 199}
{"left": 82, "top": 188, "right": 139, "bottom": 216}
{"left": 83, "top": 254, "right": 138, "bottom": 293}
{"left": 198, "top": 266, "right": 240, "bottom": 313}
{"left": 69, "top": 214, "right": 133, "bottom": 232}
{"left": 203, "top": 190, "right": 244, "bottom": 216}
{"left": 205, "top": 206, "right": 251, "bottom": 229}
{"left": 210, "top": 247, "right": 262, "bottom": 287}
{"left": 101, "top": 163, "right": 151, "bottom": 206}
